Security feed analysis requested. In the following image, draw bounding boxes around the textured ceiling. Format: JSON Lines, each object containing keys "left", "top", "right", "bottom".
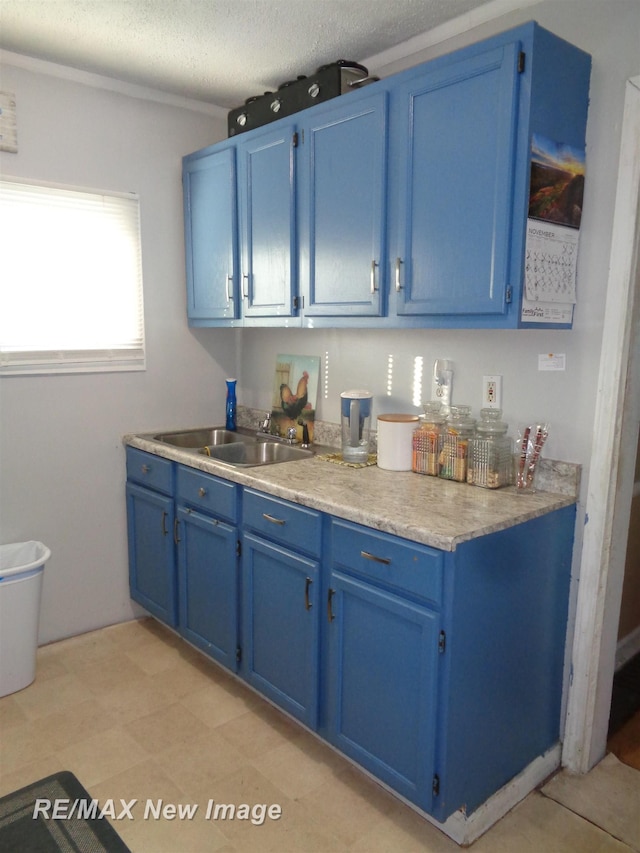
{"left": 0, "top": 0, "right": 494, "bottom": 108}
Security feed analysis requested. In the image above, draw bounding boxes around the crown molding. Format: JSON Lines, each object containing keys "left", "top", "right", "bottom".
{"left": 0, "top": 49, "right": 228, "bottom": 118}
{"left": 363, "top": 0, "right": 537, "bottom": 72}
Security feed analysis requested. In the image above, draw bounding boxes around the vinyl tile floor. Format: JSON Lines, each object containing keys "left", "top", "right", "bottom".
{"left": 0, "top": 618, "right": 636, "bottom": 853}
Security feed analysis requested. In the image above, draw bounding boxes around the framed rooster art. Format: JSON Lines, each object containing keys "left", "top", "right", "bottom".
{"left": 271, "top": 354, "right": 320, "bottom": 442}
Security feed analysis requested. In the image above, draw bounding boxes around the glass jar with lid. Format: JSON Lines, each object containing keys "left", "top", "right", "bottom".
{"left": 412, "top": 401, "right": 445, "bottom": 476}
{"left": 438, "top": 404, "right": 476, "bottom": 482}
{"left": 467, "top": 409, "right": 514, "bottom": 489}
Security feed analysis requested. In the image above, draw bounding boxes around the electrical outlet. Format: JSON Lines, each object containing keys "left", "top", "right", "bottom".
{"left": 482, "top": 375, "right": 502, "bottom": 409}
{"left": 432, "top": 359, "right": 453, "bottom": 410}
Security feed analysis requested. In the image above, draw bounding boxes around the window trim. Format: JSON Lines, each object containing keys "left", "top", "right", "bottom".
{"left": 0, "top": 176, "right": 146, "bottom": 376}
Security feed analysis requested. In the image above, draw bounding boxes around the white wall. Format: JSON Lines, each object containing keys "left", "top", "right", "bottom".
{"left": 0, "top": 64, "right": 238, "bottom": 642}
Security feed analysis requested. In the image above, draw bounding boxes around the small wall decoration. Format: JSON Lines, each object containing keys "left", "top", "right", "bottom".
{"left": 521, "top": 134, "right": 586, "bottom": 324}
{"left": 271, "top": 354, "right": 320, "bottom": 441}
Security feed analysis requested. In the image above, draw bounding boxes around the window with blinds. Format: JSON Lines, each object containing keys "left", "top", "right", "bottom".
{"left": 0, "top": 178, "right": 145, "bottom": 375}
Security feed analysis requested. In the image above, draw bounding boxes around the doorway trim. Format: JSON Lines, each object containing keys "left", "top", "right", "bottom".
{"left": 563, "top": 75, "right": 640, "bottom": 772}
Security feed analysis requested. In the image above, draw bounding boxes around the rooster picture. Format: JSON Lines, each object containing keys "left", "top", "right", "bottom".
{"left": 271, "top": 354, "right": 320, "bottom": 441}
{"left": 280, "top": 371, "right": 309, "bottom": 420}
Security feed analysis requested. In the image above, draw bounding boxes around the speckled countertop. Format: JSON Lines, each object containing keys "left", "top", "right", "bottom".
{"left": 124, "top": 427, "right": 578, "bottom": 552}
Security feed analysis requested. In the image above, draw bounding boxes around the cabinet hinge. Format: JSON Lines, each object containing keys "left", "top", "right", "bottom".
{"left": 518, "top": 51, "right": 526, "bottom": 73}
{"left": 293, "top": 132, "right": 299, "bottom": 148}
{"left": 236, "top": 645, "right": 242, "bottom": 664}
{"left": 505, "top": 285, "right": 513, "bottom": 304}
{"left": 432, "top": 774, "right": 440, "bottom": 797}
{"left": 438, "top": 630, "right": 446, "bottom": 654}
{"left": 236, "top": 539, "right": 241, "bottom": 557}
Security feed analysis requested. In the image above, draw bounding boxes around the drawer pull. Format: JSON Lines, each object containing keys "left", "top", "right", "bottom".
{"left": 361, "top": 550, "right": 391, "bottom": 566}
{"left": 262, "top": 513, "right": 286, "bottom": 526}
{"left": 141, "top": 464, "right": 150, "bottom": 474}
{"left": 161, "top": 511, "right": 168, "bottom": 536}
{"left": 198, "top": 487, "right": 207, "bottom": 497}
{"left": 304, "top": 576, "right": 312, "bottom": 611}
{"left": 327, "top": 588, "right": 335, "bottom": 622}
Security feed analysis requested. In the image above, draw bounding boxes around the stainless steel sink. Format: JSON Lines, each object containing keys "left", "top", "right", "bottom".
{"left": 154, "top": 427, "right": 254, "bottom": 448}
{"left": 200, "top": 441, "right": 314, "bottom": 467}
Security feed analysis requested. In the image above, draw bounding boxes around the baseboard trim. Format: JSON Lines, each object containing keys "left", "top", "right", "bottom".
{"left": 419, "top": 745, "right": 562, "bottom": 846}
{"left": 616, "top": 625, "right": 640, "bottom": 670}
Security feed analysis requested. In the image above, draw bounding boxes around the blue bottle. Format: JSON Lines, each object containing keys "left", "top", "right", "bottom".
{"left": 225, "top": 378, "right": 237, "bottom": 431}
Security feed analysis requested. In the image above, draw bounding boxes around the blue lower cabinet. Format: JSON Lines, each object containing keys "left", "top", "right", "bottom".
{"left": 126, "top": 481, "right": 177, "bottom": 627}
{"left": 126, "top": 451, "right": 576, "bottom": 823}
{"left": 241, "top": 531, "right": 320, "bottom": 728}
{"left": 435, "top": 506, "right": 575, "bottom": 821}
{"left": 177, "top": 506, "right": 239, "bottom": 672}
{"left": 326, "top": 571, "right": 440, "bottom": 811}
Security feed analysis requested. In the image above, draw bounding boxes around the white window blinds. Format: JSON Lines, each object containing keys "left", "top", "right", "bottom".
{"left": 0, "top": 178, "right": 145, "bottom": 374}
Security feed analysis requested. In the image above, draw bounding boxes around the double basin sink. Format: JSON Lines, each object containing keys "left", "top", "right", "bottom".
{"left": 153, "top": 427, "right": 314, "bottom": 468}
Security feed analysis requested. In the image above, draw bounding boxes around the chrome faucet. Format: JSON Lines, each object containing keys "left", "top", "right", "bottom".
{"left": 258, "top": 412, "right": 271, "bottom": 434}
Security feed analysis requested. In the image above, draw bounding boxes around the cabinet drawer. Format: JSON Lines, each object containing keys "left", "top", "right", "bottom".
{"left": 243, "top": 489, "right": 321, "bottom": 557}
{"left": 126, "top": 448, "right": 173, "bottom": 495}
{"left": 331, "top": 519, "right": 443, "bottom": 606}
{"left": 176, "top": 466, "right": 239, "bottom": 523}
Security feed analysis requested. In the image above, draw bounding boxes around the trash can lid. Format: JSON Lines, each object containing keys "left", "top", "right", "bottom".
{"left": 0, "top": 541, "right": 51, "bottom": 578}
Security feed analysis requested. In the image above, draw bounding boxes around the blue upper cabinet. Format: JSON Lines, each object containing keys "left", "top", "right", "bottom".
{"left": 183, "top": 143, "right": 239, "bottom": 324}
{"left": 390, "top": 43, "right": 520, "bottom": 319}
{"left": 387, "top": 22, "right": 590, "bottom": 328}
{"left": 237, "top": 122, "right": 299, "bottom": 323}
{"left": 182, "top": 22, "right": 590, "bottom": 329}
{"left": 298, "top": 92, "right": 388, "bottom": 319}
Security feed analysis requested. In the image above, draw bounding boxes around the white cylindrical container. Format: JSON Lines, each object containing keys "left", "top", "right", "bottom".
{"left": 377, "top": 414, "right": 420, "bottom": 471}
{"left": 0, "top": 541, "right": 50, "bottom": 698}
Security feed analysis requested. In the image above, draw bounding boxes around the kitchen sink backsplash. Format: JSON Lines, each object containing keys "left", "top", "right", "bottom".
{"left": 236, "top": 406, "right": 580, "bottom": 498}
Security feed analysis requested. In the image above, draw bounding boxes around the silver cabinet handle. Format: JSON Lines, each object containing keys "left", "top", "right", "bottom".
{"left": 395, "top": 257, "right": 403, "bottom": 292}
{"left": 370, "top": 260, "right": 378, "bottom": 294}
{"left": 242, "top": 274, "right": 249, "bottom": 298}
{"left": 198, "top": 487, "right": 207, "bottom": 497}
{"left": 262, "top": 513, "right": 286, "bottom": 525}
{"left": 141, "top": 464, "right": 150, "bottom": 474}
{"left": 361, "top": 550, "right": 391, "bottom": 566}
{"left": 226, "top": 275, "right": 233, "bottom": 302}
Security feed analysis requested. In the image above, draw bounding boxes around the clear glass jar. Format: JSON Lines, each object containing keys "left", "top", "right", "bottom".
{"left": 467, "top": 409, "right": 514, "bottom": 489}
{"left": 439, "top": 404, "right": 476, "bottom": 482}
{"left": 412, "top": 401, "right": 445, "bottom": 476}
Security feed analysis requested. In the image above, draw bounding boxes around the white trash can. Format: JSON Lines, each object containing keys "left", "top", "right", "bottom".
{"left": 0, "top": 541, "right": 50, "bottom": 697}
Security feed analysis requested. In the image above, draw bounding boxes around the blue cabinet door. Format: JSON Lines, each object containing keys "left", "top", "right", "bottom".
{"left": 391, "top": 41, "right": 520, "bottom": 317}
{"left": 176, "top": 506, "right": 239, "bottom": 672}
{"left": 241, "top": 532, "right": 320, "bottom": 727}
{"left": 126, "top": 482, "right": 177, "bottom": 627}
{"left": 299, "top": 92, "right": 388, "bottom": 317}
{"left": 237, "top": 124, "right": 298, "bottom": 321}
{"left": 326, "top": 571, "right": 440, "bottom": 811}
{"left": 183, "top": 145, "right": 239, "bottom": 322}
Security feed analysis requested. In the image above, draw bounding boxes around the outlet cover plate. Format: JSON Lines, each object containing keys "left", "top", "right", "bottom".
{"left": 482, "top": 375, "right": 502, "bottom": 409}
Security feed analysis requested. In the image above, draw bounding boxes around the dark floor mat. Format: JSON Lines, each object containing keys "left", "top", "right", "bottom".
{"left": 0, "top": 771, "right": 131, "bottom": 853}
